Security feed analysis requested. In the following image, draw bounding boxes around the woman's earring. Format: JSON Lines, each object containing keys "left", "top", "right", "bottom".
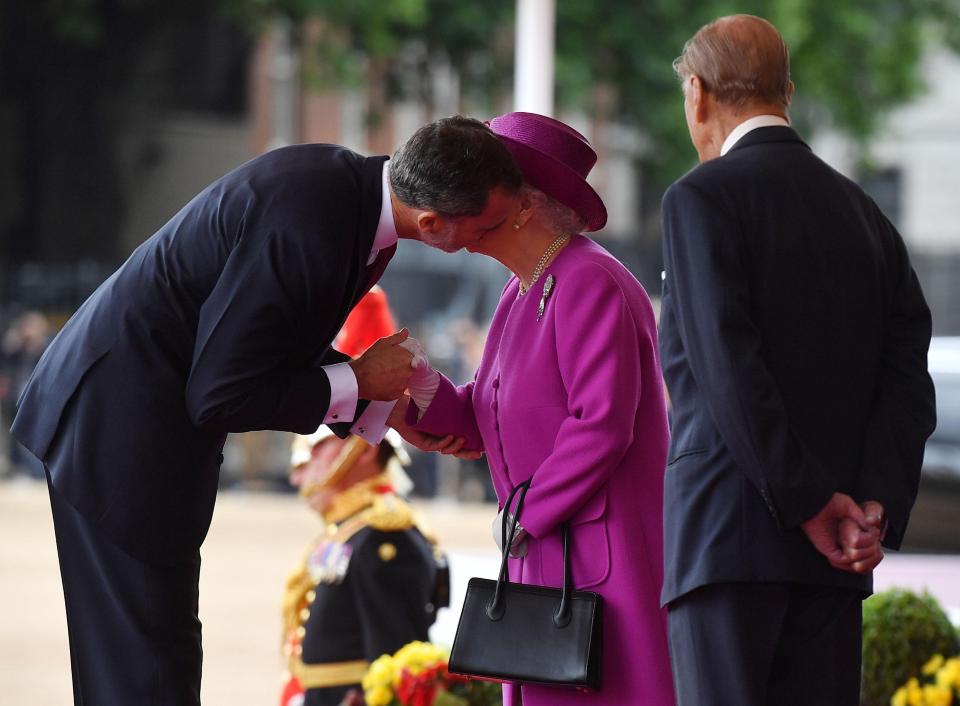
{"left": 513, "top": 223, "right": 521, "bottom": 230}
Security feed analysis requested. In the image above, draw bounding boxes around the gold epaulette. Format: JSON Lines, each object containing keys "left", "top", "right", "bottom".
{"left": 361, "top": 494, "right": 414, "bottom": 532}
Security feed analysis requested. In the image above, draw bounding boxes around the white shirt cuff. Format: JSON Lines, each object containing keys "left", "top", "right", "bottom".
{"left": 350, "top": 400, "right": 394, "bottom": 444}
{"left": 321, "top": 363, "right": 358, "bottom": 425}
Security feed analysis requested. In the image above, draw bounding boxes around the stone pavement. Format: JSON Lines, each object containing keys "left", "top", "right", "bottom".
{"left": 1, "top": 481, "right": 958, "bottom": 705}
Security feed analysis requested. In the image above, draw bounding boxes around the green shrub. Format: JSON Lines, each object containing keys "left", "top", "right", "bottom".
{"left": 861, "top": 588, "right": 959, "bottom": 706}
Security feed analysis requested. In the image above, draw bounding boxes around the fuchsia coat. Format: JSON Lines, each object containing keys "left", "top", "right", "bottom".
{"left": 411, "top": 235, "right": 675, "bottom": 705}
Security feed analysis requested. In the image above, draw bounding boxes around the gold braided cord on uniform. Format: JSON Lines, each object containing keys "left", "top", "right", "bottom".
{"left": 289, "top": 657, "right": 370, "bottom": 688}
{"left": 281, "top": 557, "right": 315, "bottom": 637}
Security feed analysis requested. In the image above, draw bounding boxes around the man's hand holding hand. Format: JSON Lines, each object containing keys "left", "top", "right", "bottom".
{"left": 349, "top": 329, "right": 414, "bottom": 401}
{"left": 800, "top": 492, "right": 870, "bottom": 572}
{"left": 838, "top": 500, "right": 886, "bottom": 574}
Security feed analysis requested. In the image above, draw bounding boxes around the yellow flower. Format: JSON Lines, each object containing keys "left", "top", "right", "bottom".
{"left": 391, "top": 640, "right": 448, "bottom": 681}
{"left": 892, "top": 686, "right": 909, "bottom": 706}
{"left": 921, "top": 684, "right": 952, "bottom": 706}
{"left": 362, "top": 655, "right": 396, "bottom": 691}
{"left": 365, "top": 684, "right": 393, "bottom": 706}
{"left": 941, "top": 658, "right": 960, "bottom": 689}
{"left": 924, "top": 655, "right": 946, "bottom": 676}
{"left": 907, "top": 678, "right": 925, "bottom": 706}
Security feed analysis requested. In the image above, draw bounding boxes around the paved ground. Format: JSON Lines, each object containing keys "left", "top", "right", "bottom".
{"left": 2, "top": 481, "right": 958, "bottom": 705}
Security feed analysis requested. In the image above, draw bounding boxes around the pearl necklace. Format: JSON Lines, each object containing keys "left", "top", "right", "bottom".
{"left": 518, "top": 234, "right": 570, "bottom": 296}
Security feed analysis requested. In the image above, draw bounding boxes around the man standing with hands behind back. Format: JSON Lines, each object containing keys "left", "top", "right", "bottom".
{"left": 11, "top": 116, "right": 522, "bottom": 706}
{"left": 659, "top": 15, "right": 936, "bottom": 706}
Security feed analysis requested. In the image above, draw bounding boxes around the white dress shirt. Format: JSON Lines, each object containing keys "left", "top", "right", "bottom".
{"left": 720, "top": 115, "right": 790, "bottom": 157}
{"left": 319, "top": 161, "right": 398, "bottom": 444}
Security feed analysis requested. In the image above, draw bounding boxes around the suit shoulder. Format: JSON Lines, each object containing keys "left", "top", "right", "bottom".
{"left": 662, "top": 167, "right": 729, "bottom": 218}
{"left": 223, "top": 144, "right": 365, "bottom": 196}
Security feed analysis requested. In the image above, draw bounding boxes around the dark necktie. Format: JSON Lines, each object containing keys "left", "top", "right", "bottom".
{"left": 355, "top": 243, "right": 397, "bottom": 305}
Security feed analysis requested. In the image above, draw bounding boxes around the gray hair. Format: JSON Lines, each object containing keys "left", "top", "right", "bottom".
{"left": 390, "top": 115, "right": 522, "bottom": 217}
{"left": 673, "top": 14, "right": 791, "bottom": 110}
{"left": 523, "top": 184, "right": 587, "bottom": 237}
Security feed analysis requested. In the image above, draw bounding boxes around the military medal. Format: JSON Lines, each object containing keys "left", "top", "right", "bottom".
{"left": 537, "top": 274, "right": 556, "bottom": 321}
{"left": 308, "top": 540, "right": 353, "bottom": 584}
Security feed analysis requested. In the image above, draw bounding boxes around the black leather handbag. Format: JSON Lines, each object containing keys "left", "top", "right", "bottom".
{"left": 447, "top": 480, "right": 603, "bottom": 690}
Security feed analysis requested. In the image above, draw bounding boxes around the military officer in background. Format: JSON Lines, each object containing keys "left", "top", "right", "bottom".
{"left": 280, "top": 426, "right": 448, "bottom": 706}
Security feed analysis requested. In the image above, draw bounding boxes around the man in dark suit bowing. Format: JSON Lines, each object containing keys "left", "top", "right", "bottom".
{"left": 11, "top": 115, "right": 522, "bottom": 706}
{"left": 659, "top": 15, "right": 936, "bottom": 706}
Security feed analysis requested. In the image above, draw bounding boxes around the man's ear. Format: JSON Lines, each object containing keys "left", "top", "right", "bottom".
{"left": 688, "top": 74, "right": 709, "bottom": 124}
{"left": 416, "top": 211, "right": 441, "bottom": 235}
{"left": 515, "top": 192, "right": 534, "bottom": 229}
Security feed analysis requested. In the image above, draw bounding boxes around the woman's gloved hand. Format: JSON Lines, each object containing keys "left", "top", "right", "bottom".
{"left": 492, "top": 508, "right": 528, "bottom": 558}
{"left": 397, "top": 337, "right": 440, "bottom": 419}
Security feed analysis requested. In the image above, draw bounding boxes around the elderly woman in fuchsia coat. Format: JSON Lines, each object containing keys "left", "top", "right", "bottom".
{"left": 390, "top": 112, "right": 676, "bottom": 706}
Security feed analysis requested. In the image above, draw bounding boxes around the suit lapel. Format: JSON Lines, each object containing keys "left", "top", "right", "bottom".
{"left": 348, "top": 155, "right": 391, "bottom": 308}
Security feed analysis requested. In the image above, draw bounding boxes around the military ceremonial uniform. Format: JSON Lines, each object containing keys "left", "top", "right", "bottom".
{"left": 282, "top": 475, "right": 447, "bottom": 706}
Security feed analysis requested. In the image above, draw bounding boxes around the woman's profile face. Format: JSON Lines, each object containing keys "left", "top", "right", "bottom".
{"left": 464, "top": 188, "right": 534, "bottom": 258}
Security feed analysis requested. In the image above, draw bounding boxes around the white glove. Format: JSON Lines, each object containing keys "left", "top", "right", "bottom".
{"left": 492, "top": 508, "right": 528, "bottom": 558}
{"left": 398, "top": 338, "right": 440, "bottom": 419}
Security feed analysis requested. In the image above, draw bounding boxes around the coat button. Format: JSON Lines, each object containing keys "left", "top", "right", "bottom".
{"left": 491, "top": 378, "right": 500, "bottom": 389}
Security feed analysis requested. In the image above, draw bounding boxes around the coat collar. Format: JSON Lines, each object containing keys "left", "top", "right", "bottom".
{"left": 726, "top": 125, "right": 811, "bottom": 155}
{"left": 352, "top": 155, "right": 394, "bottom": 307}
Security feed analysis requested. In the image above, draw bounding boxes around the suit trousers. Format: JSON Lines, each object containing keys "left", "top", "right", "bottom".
{"left": 47, "top": 474, "right": 203, "bottom": 705}
{"left": 668, "top": 581, "right": 862, "bottom": 706}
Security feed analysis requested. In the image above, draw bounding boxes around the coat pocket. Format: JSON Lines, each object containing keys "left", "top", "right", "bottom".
{"left": 667, "top": 448, "right": 707, "bottom": 466}
{"left": 538, "top": 488, "right": 610, "bottom": 590}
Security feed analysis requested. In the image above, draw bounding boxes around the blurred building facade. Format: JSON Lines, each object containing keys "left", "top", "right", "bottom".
{"left": 813, "top": 47, "right": 960, "bottom": 335}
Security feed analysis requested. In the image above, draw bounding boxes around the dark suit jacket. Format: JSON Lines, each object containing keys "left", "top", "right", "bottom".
{"left": 659, "top": 127, "right": 936, "bottom": 605}
{"left": 12, "top": 145, "right": 393, "bottom": 563}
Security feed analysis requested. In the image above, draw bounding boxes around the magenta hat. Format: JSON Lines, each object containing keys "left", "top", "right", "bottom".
{"left": 488, "top": 111, "right": 607, "bottom": 232}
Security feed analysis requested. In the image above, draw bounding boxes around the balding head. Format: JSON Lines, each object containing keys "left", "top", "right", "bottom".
{"left": 674, "top": 15, "right": 792, "bottom": 111}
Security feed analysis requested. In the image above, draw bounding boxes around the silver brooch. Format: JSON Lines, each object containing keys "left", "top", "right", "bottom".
{"left": 537, "top": 274, "right": 556, "bottom": 321}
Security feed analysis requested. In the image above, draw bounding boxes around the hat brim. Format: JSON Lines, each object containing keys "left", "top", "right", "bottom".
{"left": 497, "top": 134, "right": 607, "bottom": 232}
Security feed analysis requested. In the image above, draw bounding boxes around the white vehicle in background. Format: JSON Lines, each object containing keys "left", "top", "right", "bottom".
{"left": 903, "top": 337, "right": 960, "bottom": 551}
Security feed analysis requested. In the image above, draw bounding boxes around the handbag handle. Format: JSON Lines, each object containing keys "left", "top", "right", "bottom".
{"left": 487, "top": 480, "right": 529, "bottom": 619}
{"left": 487, "top": 480, "right": 573, "bottom": 629}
